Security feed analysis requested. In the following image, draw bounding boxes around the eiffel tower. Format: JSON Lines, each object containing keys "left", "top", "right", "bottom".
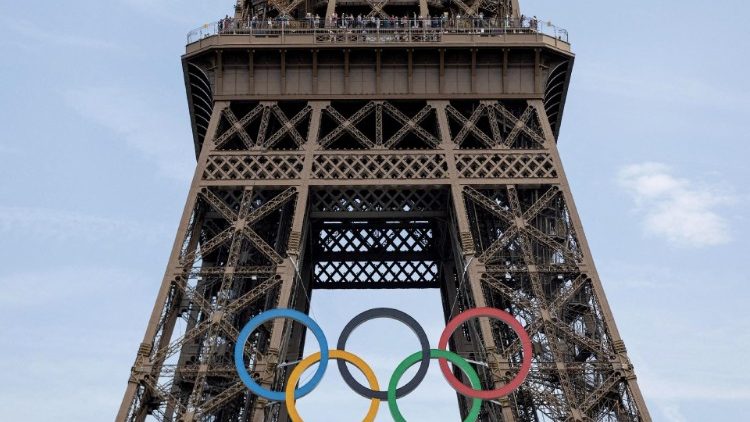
{"left": 117, "top": 0, "right": 652, "bottom": 420}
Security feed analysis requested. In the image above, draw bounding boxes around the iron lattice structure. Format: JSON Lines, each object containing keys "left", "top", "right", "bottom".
{"left": 118, "top": 0, "right": 651, "bottom": 420}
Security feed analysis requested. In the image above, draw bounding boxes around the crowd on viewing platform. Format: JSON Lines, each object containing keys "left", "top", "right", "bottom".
{"left": 217, "top": 12, "right": 545, "bottom": 32}
{"left": 187, "top": 12, "right": 568, "bottom": 44}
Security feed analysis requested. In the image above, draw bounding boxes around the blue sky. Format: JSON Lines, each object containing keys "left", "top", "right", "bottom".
{"left": 0, "top": 0, "right": 748, "bottom": 421}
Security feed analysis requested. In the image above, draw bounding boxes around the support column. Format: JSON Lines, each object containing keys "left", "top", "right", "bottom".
{"left": 470, "top": 48, "right": 477, "bottom": 94}
{"left": 375, "top": 49, "right": 382, "bottom": 94}
{"left": 501, "top": 48, "right": 508, "bottom": 94}
{"left": 439, "top": 48, "right": 445, "bottom": 94}
{"left": 325, "top": 0, "right": 337, "bottom": 21}
{"left": 250, "top": 102, "right": 326, "bottom": 422}
{"left": 117, "top": 103, "right": 228, "bottom": 422}
{"left": 280, "top": 49, "right": 287, "bottom": 95}
{"left": 533, "top": 48, "right": 541, "bottom": 94}
{"left": 419, "top": 0, "right": 429, "bottom": 18}
{"left": 344, "top": 49, "right": 350, "bottom": 94}
{"left": 216, "top": 50, "right": 224, "bottom": 95}
{"left": 407, "top": 49, "right": 414, "bottom": 94}
{"left": 311, "top": 49, "right": 318, "bottom": 94}
{"left": 432, "top": 100, "right": 517, "bottom": 422}
{"left": 530, "top": 100, "right": 653, "bottom": 421}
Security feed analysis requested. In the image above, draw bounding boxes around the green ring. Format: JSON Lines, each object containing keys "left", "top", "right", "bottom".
{"left": 388, "top": 349, "right": 482, "bottom": 422}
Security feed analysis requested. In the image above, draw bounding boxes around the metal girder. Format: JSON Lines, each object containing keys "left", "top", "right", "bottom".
{"left": 224, "top": 276, "right": 282, "bottom": 315}
{"left": 365, "top": 0, "right": 390, "bottom": 19}
{"left": 464, "top": 186, "right": 514, "bottom": 222}
{"left": 195, "top": 187, "right": 295, "bottom": 265}
{"left": 265, "top": 105, "right": 311, "bottom": 149}
{"left": 215, "top": 105, "right": 264, "bottom": 149}
{"left": 180, "top": 228, "right": 233, "bottom": 267}
{"left": 465, "top": 185, "right": 581, "bottom": 267}
{"left": 446, "top": 104, "right": 496, "bottom": 148}
{"left": 573, "top": 372, "right": 623, "bottom": 419}
{"left": 195, "top": 382, "right": 246, "bottom": 416}
{"left": 122, "top": 46, "right": 652, "bottom": 419}
{"left": 244, "top": 187, "right": 297, "bottom": 225}
{"left": 494, "top": 104, "right": 547, "bottom": 148}
{"left": 550, "top": 274, "right": 587, "bottom": 311}
{"left": 482, "top": 273, "right": 533, "bottom": 310}
{"left": 319, "top": 103, "right": 376, "bottom": 149}
{"left": 478, "top": 225, "right": 520, "bottom": 263}
{"left": 522, "top": 185, "right": 560, "bottom": 221}
{"left": 267, "top": 0, "right": 305, "bottom": 17}
{"left": 382, "top": 102, "right": 440, "bottom": 149}
{"left": 451, "top": 0, "right": 481, "bottom": 17}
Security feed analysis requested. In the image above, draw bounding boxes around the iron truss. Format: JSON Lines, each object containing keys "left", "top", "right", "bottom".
{"left": 120, "top": 42, "right": 650, "bottom": 422}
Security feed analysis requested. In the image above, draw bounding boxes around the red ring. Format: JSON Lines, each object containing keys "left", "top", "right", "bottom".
{"left": 437, "top": 307, "right": 532, "bottom": 400}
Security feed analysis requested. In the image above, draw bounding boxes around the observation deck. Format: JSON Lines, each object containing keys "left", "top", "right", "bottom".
{"left": 186, "top": 19, "right": 570, "bottom": 54}
{"left": 181, "top": 16, "right": 574, "bottom": 154}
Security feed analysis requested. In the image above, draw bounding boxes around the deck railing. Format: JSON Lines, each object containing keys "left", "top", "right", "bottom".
{"left": 187, "top": 17, "right": 569, "bottom": 45}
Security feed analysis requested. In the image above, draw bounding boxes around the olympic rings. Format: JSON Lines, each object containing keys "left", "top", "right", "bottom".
{"left": 234, "top": 309, "right": 329, "bottom": 402}
{"left": 388, "top": 349, "right": 482, "bottom": 422}
{"left": 233, "top": 306, "right": 532, "bottom": 419}
{"left": 285, "top": 350, "right": 380, "bottom": 422}
{"left": 437, "top": 307, "right": 533, "bottom": 400}
{"left": 337, "top": 308, "right": 430, "bottom": 400}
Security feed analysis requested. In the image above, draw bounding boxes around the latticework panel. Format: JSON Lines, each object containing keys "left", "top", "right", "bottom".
{"left": 213, "top": 102, "right": 311, "bottom": 151}
{"left": 478, "top": 269, "right": 641, "bottom": 421}
{"left": 463, "top": 186, "right": 582, "bottom": 267}
{"left": 316, "top": 223, "right": 433, "bottom": 254}
{"left": 203, "top": 154, "right": 304, "bottom": 180}
{"left": 318, "top": 100, "right": 441, "bottom": 150}
{"left": 310, "top": 188, "right": 448, "bottom": 214}
{"left": 312, "top": 153, "right": 448, "bottom": 179}
{"left": 311, "top": 219, "right": 443, "bottom": 289}
{"left": 121, "top": 186, "right": 301, "bottom": 422}
{"left": 446, "top": 101, "right": 548, "bottom": 149}
{"left": 314, "top": 260, "right": 439, "bottom": 288}
{"left": 456, "top": 153, "right": 557, "bottom": 179}
{"left": 452, "top": 184, "right": 643, "bottom": 421}
{"left": 122, "top": 89, "right": 651, "bottom": 421}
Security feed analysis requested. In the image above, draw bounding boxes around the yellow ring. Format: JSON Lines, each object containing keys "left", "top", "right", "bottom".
{"left": 285, "top": 350, "right": 380, "bottom": 422}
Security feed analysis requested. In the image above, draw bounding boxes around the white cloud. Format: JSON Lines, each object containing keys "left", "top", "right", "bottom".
{"left": 64, "top": 86, "right": 195, "bottom": 181}
{"left": 0, "top": 205, "right": 169, "bottom": 243}
{"left": 617, "top": 163, "right": 732, "bottom": 247}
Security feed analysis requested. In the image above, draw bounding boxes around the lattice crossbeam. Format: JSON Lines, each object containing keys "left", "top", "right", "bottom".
{"left": 446, "top": 104, "right": 496, "bottom": 148}
{"left": 319, "top": 103, "right": 376, "bottom": 149}
{"left": 313, "top": 154, "right": 448, "bottom": 179}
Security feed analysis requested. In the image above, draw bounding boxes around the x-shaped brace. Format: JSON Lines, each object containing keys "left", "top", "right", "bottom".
{"left": 190, "top": 187, "right": 297, "bottom": 265}
{"left": 214, "top": 105, "right": 264, "bottom": 149}
{"left": 493, "top": 104, "right": 547, "bottom": 148}
{"left": 366, "top": 0, "right": 390, "bottom": 19}
{"left": 319, "top": 102, "right": 376, "bottom": 149}
{"left": 264, "top": 104, "right": 311, "bottom": 149}
{"left": 446, "top": 104, "right": 496, "bottom": 148}
{"left": 452, "top": 0, "right": 481, "bottom": 18}
{"left": 382, "top": 103, "right": 440, "bottom": 148}
{"left": 267, "top": 0, "right": 305, "bottom": 18}
{"left": 465, "top": 186, "right": 579, "bottom": 265}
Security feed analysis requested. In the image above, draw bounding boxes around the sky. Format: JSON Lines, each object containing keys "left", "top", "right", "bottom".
{"left": 0, "top": 0, "right": 748, "bottom": 421}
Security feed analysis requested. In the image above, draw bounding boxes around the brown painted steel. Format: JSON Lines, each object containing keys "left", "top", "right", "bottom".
{"left": 118, "top": 1, "right": 651, "bottom": 421}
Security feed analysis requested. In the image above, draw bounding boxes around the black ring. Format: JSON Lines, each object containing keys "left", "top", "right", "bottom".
{"left": 336, "top": 308, "right": 431, "bottom": 400}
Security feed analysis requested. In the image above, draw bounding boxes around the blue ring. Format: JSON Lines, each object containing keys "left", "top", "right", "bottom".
{"left": 234, "top": 309, "right": 329, "bottom": 402}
